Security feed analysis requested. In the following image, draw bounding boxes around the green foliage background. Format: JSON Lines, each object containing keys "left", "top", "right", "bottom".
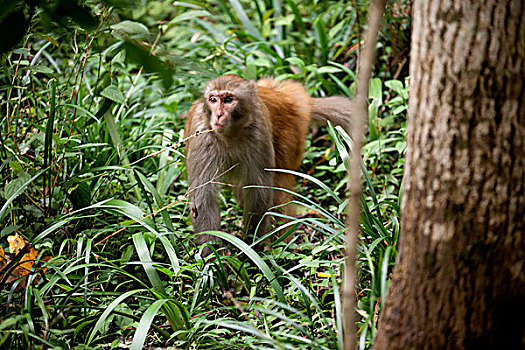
{"left": 0, "top": 1, "right": 410, "bottom": 349}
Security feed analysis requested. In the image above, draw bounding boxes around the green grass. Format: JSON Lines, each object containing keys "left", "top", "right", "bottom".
{"left": 0, "top": 1, "right": 409, "bottom": 349}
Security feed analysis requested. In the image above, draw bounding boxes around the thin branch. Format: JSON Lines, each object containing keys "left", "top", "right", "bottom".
{"left": 94, "top": 162, "right": 237, "bottom": 247}
{"left": 344, "top": 0, "right": 387, "bottom": 349}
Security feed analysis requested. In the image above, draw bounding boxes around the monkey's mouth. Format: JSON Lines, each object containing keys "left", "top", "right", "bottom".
{"left": 213, "top": 123, "right": 225, "bottom": 132}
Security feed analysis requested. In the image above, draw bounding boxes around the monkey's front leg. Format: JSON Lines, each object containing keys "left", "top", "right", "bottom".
{"left": 187, "top": 143, "right": 223, "bottom": 254}
{"left": 190, "top": 182, "right": 221, "bottom": 249}
{"left": 241, "top": 174, "right": 274, "bottom": 242}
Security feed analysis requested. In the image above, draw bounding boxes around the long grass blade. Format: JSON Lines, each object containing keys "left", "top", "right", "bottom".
{"left": 44, "top": 79, "right": 56, "bottom": 214}
{"left": 199, "top": 231, "right": 286, "bottom": 305}
{"left": 314, "top": 16, "right": 329, "bottom": 65}
{"left": 102, "top": 107, "right": 142, "bottom": 200}
{"left": 135, "top": 171, "right": 175, "bottom": 233}
{"left": 267, "top": 168, "right": 343, "bottom": 204}
{"left": 228, "top": 0, "right": 262, "bottom": 40}
{"left": 132, "top": 233, "right": 165, "bottom": 296}
{"left": 130, "top": 299, "right": 170, "bottom": 350}
{"left": 0, "top": 168, "right": 47, "bottom": 220}
{"left": 87, "top": 289, "right": 144, "bottom": 346}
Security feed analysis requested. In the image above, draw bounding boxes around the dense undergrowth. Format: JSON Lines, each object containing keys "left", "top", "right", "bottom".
{"left": 0, "top": 1, "right": 410, "bottom": 349}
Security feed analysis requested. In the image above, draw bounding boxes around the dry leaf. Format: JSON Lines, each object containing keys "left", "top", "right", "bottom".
{"left": 0, "top": 235, "right": 52, "bottom": 291}
{"left": 0, "top": 245, "right": 7, "bottom": 270}
{"left": 8, "top": 233, "right": 26, "bottom": 254}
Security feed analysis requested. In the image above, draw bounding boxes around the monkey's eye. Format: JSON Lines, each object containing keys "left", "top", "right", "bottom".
{"left": 209, "top": 96, "right": 217, "bottom": 103}
{"left": 223, "top": 96, "right": 234, "bottom": 104}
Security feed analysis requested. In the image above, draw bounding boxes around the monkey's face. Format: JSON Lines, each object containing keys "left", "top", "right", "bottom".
{"left": 205, "top": 92, "right": 238, "bottom": 133}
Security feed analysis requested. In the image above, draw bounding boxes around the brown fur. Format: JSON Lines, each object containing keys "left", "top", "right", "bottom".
{"left": 184, "top": 74, "right": 351, "bottom": 253}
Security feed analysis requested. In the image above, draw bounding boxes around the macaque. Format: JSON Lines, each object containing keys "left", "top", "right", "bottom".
{"left": 184, "top": 74, "right": 352, "bottom": 253}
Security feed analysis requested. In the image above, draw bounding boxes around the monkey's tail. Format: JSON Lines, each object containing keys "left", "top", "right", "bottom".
{"left": 310, "top": 96, "right": 353, "bottom": 131}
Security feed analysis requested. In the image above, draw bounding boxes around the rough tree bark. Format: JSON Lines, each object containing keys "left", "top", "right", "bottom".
{"left": 374, "top": 1, "right": 524, "bottom": 349}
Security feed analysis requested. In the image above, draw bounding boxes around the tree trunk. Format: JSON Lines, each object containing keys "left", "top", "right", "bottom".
{"left": 374, "top": 1, "right": 525, "bottom": 349}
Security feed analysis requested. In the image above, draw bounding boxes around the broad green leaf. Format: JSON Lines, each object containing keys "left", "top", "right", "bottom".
{"left": 0, "top": 169, "right": 46, "bottom": 220}
{"left": 30, "top": 65, "right": 54, "bottom": 74}
{"left": 38, "top": 34, "right": 59, "bottom": 47}
{"left": 318, "top": 66, "right": 342, "bottom": 74}
{"left": 12, "top": 48, "right": 30, "bottom": 55}
{"left": 368, "top": 77, "right": 382, "bottom": 103}
{"left": 111, "top": 49, "right": 126, "bottom": 66}
{"left": 252, "top": 57, "right": 271, "bottom": 67}
{"left": 286, "top": 57, "right": 305, "bottom": 67}
{"left": 101, "top": 85, "right": 126, "bottom": 104}
{"left": 395, "top": 141, "right": 407, "bottom": 154}
{"left": 9, "top": 161, "right": 23, "bottom": 172}
{"left": 244, "top": 62, "right": 257, "bottom": 80}
{"left": 274, "top": 14, "right": 295, "bottom": 26}
{"left": 384, "top": 79, "right": 404, "bottom": 96}
{"left": 3, "top": 172, "right": 31, "bottom": 200}
{"left": 393, "top": 105, "right": 408, "bottom": 115}
{"left": 59, "top": 0, "right": 98, "bottom": 31}
{"left": 111, "top": 20, "right": 150, "bottom": 37}
{"left": 115, "top": 304, "right": 134, "bottom": 329}
{"left": 169, "top": 10, "right": 211, "bottom": 26}
{"left": 123, "top": 42, "right": 173, "bottom": 89}
{"left": 368, "top": 101, "right": 379, "bottom": 141}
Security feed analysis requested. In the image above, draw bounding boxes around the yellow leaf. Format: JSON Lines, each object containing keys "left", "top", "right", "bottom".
{"left": 8, "top": 233, "right": 26, "bottom": 254}
{"left": 1, "top": 236, "right": 52, "bottom": 290}
{"left": 317, "top": 272, "right": 333, "bottom": 278}
{"left": 0, "top": 245, "right": 7, "bottom": 269}
{"left": 18, "top": 247, "right": 40, "bottom": 274}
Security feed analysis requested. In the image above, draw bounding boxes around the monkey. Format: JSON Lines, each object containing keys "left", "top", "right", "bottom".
{"left": 184, "top": 74, "right": 352, "bottom": 254}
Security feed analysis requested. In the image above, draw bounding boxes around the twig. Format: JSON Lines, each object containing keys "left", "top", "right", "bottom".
{"left": 344, "top": 0, "right": 386, "bottom": 349}
{"left": 126, "top": 129, "right": 213, "bottom": 167}
{"left": 95, "top": 161, "right": 237, "bottom": 247}
{"left": 52, "top": 12, "right": 108, "bottom": 213}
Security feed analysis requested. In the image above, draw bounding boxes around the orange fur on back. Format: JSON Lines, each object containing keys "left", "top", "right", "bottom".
{"left": 255, "top": 78, "right": 314, "bottom": 218}
{"left": 257, "top": 78, "right": 311, "bottom": 171}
